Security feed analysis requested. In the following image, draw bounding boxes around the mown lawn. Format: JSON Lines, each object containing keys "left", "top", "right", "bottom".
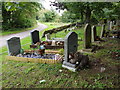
{"left": 1, "top": 23, "right": 120, "bottom": 88}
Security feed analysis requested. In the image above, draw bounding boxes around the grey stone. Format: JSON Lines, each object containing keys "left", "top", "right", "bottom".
{"left": 92, "top": 26, "right": 97, "bottom": 42}
{"left": 100, "top": 24, "right": 106, "bottom": 38}
{"left": 84, "top": 24, "right": 92, "bottom": 49}
{"left": 64, "top": 32, "right": 78, "bottom": 62}
{"left": 45, "top": 33, "right": 50, "bottom": 41}
{"left": 31, "top": 30, "right": 40, "bottom": 44}
{"left": 110, "top": 21, "right": 113, "bottom": 30}
{"left": 7, "top": 37, "right": 21, "bottom": 56}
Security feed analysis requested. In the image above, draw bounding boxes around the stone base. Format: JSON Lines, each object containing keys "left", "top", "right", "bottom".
{"left": 62, "top": 61, "right": 77, "bottom": 72}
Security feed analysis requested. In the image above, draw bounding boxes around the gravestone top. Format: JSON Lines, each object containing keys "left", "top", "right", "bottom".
{"left": 64, "top": 32, "right": 78, "bottom": 62}
{"left": 7, "top": 37, "right": 21, "bottom": 56}
{"left": 31, "top": 30, "right": 40, "bottom": 44}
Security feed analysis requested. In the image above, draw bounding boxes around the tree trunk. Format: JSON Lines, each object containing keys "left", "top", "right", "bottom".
{"left": 85, "top": 6, "right": 91, "bottom": 23}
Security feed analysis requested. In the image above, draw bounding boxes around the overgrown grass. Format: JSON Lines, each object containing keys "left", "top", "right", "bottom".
{"left": 1, "top": 23, "right": 120, "bottom": 88}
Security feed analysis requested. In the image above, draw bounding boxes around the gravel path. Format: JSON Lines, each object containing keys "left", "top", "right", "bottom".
{"left": 0, "top": 23, "right": 48, "bottom": 48}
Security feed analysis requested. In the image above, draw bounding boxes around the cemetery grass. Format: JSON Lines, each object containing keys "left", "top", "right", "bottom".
{"left": 1, "top": 24, "right": 39, "bottom": 36}
{"left": 1, "top": 25, "right": 120, "bottom": 88}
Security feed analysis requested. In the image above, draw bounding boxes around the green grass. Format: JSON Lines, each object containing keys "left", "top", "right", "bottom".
{"left": 1, "top": 24, "right": 38, "bottom": 36}
{"left": 1, "top": 23, "right": 120, "bottom": 88}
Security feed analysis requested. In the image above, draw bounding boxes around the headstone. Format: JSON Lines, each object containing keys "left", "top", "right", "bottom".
{"left": 107, "top": 20, "right": 111, "bottom": 30}
{"left": 110, "top": 21, "right": 113, "bottom": 30}
{"left": 100, "top": 24, "right": 106, "bottom": 38}
{"left": 64, "top": 32, "right": 78, "bottom": 62}
{"left": 31, "top": 30, "right": 40, "bottom": 44}
{"left": 7, "top": 37, "right": 21, "bottom": 56}
{"left": 62, "top": 32, "right": 78, "bottom": 72}
{"left": 92, "top": 26, "right": 97, "bottom": 42}
{"left": 45, "top": 33, "right": 50, "bottom": 41}
{"left": 84, "top": 24, "right": 91, "bottom": 49}
{"left": 116, "top": 20, "right": 120, "bottom": 30}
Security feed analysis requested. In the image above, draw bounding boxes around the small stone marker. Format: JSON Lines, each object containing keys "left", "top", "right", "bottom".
{"left": 84, "top": 24, "right": 91, "bottom": 49}
{"left": 31, "top": 30, "right": 40, "bottom": 44}
{"left": 110, "top": 21, "right": 113, "bottom": 30}
{"left": 45, "top": 33, "right": 50, "bottom": 41}
{"left": 92, "top": 26, "right": 97, "bottom": 42}
{"left": 7, "top": 37, "right": 21, "bottom": 56}
{"left": 100, "top": 24, "right": 106, "bottom": 38}
{"left": 62, "top": 32, "right": 78, "bottom": 72}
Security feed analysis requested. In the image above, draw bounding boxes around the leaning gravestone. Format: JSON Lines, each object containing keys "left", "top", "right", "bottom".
{"left": 84, "top": 24, "right": 91, "bottom": 49}
{"left": 7, "top": 37, "right": 21, "bottom": 56}
{"left": 100, "top": 24, "right": 106, "bottom": 38}
{"left": 62, "top": 32, "right": 78, "bottom": 72}
{"left": 92, "top": 26, "right": 97, "bottom": 42}
{"left": 31, "top": 30, "right": 40, "bottom": 44}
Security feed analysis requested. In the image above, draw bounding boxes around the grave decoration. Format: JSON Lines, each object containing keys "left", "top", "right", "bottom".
{"left": 62, "top": 32, "right": 89, "bottom": 72}
{"left": 6, "top": 37, "right": 63, "bottom": 64}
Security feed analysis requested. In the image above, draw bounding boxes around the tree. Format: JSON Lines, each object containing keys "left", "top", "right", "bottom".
{"left": 2, "top": 2, "right": 42, "bottom": 30}
{"left": 51, "top": 1, "right": 114, "bottom": 23}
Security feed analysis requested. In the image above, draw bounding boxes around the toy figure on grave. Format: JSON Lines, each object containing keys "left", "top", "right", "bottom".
{"left": 20, "top": 49, "right": 24, "bottom": 55}
{"left": 38, "top": 45, "right": 45, "bottom": 56}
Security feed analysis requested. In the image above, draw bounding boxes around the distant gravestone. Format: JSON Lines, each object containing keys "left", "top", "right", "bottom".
{"left": 64, "top": 32, "right": 78, "bottom": 62}
{"left": 45, "top": 33, "right": 50, "bottom": 41}
{"left": 31, "top": 30, "right": 40, "bottom": 44}
{"left": 92, "top": 26, "right": 97, "bottom": 42}
{"left": 84, "top": 24, "right": 91, "bottom": 49}
{"left": 110, "top": 21, "right": 113, "bottom": 30}
{"left": 100, "top": 24, "right": 106, "bottom": 38}
{"left": 7, "top": 37, "right": 21, "bottom": 56}
{"left": 107, "top": 21, "right": 111, "bottom": 30}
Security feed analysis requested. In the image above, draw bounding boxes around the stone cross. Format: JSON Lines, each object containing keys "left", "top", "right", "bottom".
{"left": 100, "top": 24, "right": 106, "bottom": 38}
{"left": 84, "top": 24, "right": 91, "bottom": 49}
{"left": 92, "top": 26, "right": 97, "bottom": 42}
{"left": 64, "top": 32, "right": 78, "bottom": 62}
{"left": 31, "top": 30, "right": 40, "bottom": 44}
{"left": 7, "top": 37, "right": 21, "bottom": 56}
{"left": 45, "top": 33, "right": 50, "bottom": 41}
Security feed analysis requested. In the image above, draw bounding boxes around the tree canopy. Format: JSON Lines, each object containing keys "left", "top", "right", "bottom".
{"left": 2, "top": 2, "right": 42, "bottom": 30}
{"left": 51, "top": 1, "right": 120, "bottom": 23}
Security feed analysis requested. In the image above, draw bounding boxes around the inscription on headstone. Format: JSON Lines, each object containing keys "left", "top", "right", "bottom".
{"left": 64, "top": 32, "right": 78, "bottom": 62}
{"left": 31, "top": 30, "right": 40, "bottom": 44}
{"left": 7, "top": 37, "right": 21, "bottom": 56}
{"left": 92, "top": 26, "right": 97, "bottom": 42}
{"left": 84, "top": 24, "right": 91, "bottom": 49}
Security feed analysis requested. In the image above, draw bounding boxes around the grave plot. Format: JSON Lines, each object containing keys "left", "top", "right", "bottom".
{"left": 6, "top": 37, "right": 63, "bottom": 64}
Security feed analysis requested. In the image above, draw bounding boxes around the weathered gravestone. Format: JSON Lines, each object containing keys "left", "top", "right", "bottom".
{"left": 110, "top": 21, "right": 113, "bottom": 30}
{"left": 107, "top": 20, "right": 111, "bottom": 30}
{"left": 92, "top": 26, "right": 97, "bottom": 42}
{"left": 45, "top": 33, "right": 50, "bottom": 41}
{"left": 7, "top": 37, "right": 21, "bottom": 56}
{"left": 62, "top": 32, "right": 78, "bottom": 72}
{"left": 84, "top": 24, "right": 92, "bottom": 49}
{"left": 100, "top": 24, "right": 106, "bottom": 38}
{"left": 31, "top": 30, "right": 40, "bottom": 44}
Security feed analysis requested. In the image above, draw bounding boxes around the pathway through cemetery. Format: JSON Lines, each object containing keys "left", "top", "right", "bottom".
{"left": 0, "top": 23, "right": 48, "bottom": 48}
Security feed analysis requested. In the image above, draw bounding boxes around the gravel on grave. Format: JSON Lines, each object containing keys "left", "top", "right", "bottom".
{"left": 16, "top": 53, "right": 57, "bottom": 60}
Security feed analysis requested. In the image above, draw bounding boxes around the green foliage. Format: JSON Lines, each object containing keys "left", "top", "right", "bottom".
{"left": 39, "top": 9, "right": 58, "bottom": 22}
{"left": 61, "top": 11, "right": 80, "bottom": 23}
{"left": 2, "top": 2, "right": 42, "bottom": 30}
